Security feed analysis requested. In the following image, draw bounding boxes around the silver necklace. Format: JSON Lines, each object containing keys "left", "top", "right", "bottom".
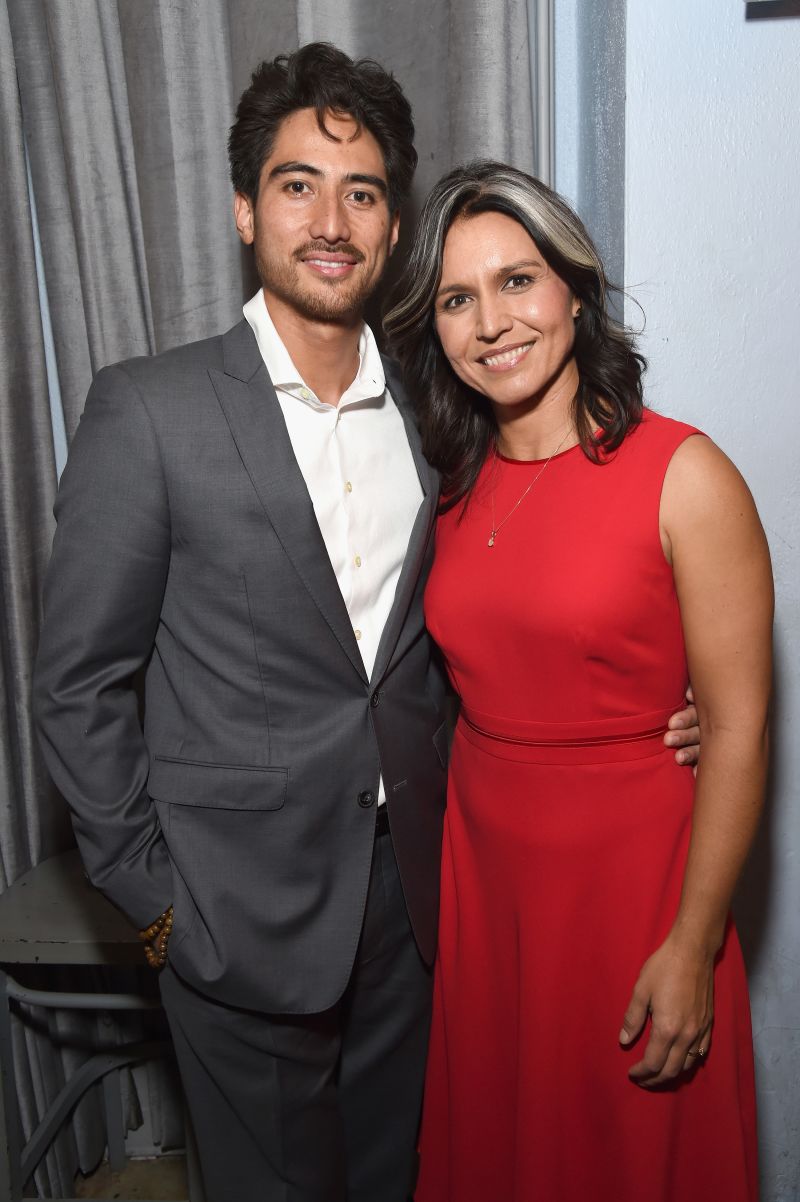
{"left": 488, "top": 430, "right": 572, "bottom": 548}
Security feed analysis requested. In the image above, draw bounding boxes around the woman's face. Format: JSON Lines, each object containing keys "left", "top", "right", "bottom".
{"left": 434, "top": 210, "right": 580, "bottom": 415}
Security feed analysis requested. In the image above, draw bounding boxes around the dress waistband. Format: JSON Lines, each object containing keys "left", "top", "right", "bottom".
{"left": 458, "top": 704, "right": 679, "bottom": 765}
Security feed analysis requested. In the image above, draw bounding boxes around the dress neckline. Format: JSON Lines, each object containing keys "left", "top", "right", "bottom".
{"left": 495, "top": 440, "right": 584, "bottom": 466}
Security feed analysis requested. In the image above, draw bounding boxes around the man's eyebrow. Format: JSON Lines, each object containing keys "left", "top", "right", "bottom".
{"left": 268, "top": 161, "right": 323, "bottom": 180}
{"left": 343, "top": 173, "right": 388, "bottom": 196}
{"left": 267, "top": 163, "right": 387, "bottom": 196}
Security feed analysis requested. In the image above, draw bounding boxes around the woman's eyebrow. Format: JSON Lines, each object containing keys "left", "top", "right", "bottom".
{"left": 436, "top": 259, "right": 544, "bottom": 300}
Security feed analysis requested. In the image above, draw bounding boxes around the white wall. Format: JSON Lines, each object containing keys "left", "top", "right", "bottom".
{"left": 625, "top": 4, "right": 800, "bottom": 1199}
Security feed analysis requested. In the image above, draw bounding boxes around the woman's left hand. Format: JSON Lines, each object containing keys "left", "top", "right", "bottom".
{"left": 619, "top": 934, "right": 714, "bottom": 1086}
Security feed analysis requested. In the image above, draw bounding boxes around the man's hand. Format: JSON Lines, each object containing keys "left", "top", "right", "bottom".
{"left": 664, "top": 685, "right": 700, "bottom": 767}
{"left": 139, "top": 905, "right": 174, "bottom": 968}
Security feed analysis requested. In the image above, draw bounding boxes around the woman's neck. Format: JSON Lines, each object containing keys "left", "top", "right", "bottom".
{"left": 494, "top": 392, "right": 577, "bottom": 461}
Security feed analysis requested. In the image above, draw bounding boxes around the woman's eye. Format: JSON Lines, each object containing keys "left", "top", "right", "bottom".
{"left": 443, "top": 293, "right": 470, "bottom": 310}
{"left": 504, "top": 274, "right": 533, "bottom": 290}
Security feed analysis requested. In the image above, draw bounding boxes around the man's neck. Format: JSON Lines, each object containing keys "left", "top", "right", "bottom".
{"left": 263, "top": 291, "right": 363, "bottom": 408}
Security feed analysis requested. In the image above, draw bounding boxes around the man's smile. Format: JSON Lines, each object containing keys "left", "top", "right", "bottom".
{"left": 298, "top": 244, "right": 364, "bottom": 279}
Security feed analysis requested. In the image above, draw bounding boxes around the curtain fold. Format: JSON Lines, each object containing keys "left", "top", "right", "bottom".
{"left": 116, "top": 0, "right": 241, "bottom": 349}
{"left": 0, "top": 0, "right": 63, "bottom": 890}
{"left": 1, "top": 1, "right": 76, "bottom": 1192}
{"left": 9, "top": 0, "right": 242, "bottom": 437}
{"left": 9, "top": 0, "right": 148, "bottom": 439}
{"left": 2, "top": 2, "right": 538, "bottom": 1193}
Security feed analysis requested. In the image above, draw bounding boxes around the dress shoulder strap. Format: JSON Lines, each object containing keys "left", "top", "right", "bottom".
{"left": 620, "top": 408, "right": 705, "bottom": 475}
{"left": 598, "top": 410, "right": 706, "bottom": 531}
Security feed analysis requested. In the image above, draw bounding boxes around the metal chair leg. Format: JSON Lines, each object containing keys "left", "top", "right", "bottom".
{"left": 0, "top": 970, "right": 24, "bottom": 1201}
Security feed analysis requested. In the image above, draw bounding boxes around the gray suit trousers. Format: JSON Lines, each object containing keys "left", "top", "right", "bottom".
{"left": 159, "top": 824, "right": 432, "bottom": 1202}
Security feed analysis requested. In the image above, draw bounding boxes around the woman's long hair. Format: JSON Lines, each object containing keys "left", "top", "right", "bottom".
{"left": 384, "top": 161, "right": 646, "bottom": 509}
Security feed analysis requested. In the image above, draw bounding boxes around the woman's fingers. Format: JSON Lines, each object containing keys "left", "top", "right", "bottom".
{"left": 630, "top": 1023, "right": 713, "bottom": 1086}
{"left": 619, "top": 988, "right": 649, "bottom": 1048}
{"left": 683, "top": 1026, "right": 713, "bottom": 1074}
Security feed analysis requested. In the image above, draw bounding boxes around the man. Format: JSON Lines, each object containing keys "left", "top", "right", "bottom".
{"left": 34, "top": 42, "right": 699, "bottom": 1202}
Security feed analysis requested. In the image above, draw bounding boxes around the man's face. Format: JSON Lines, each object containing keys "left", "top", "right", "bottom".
{"left": 234, "top": 107, "right": 400, "bottom": 326}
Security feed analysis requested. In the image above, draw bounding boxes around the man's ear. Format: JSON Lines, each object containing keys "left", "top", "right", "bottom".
{"left": 234, "top": 192, "right": 255, "bottom": 245}
{"left": 388, "top": 209, "right": 400, "bottom": 255}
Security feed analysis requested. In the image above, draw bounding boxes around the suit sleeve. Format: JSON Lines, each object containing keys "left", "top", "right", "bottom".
{"left": 34, "top": 363, "right": 173, "bottom": 927}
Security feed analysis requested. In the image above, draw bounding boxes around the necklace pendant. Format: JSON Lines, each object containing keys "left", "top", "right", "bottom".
{"left": 488, "top": 532, "right": 496, "bottom": 548}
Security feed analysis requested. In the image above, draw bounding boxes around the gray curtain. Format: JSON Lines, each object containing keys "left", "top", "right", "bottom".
{"left": 1, "top": 2, "right": 79, "bottom": 1193}
{"left": 11, "top": 0, "right": 537, "bottom": 430}
{"left": 2, "top": 0, "right": 539, "bottom": 1193}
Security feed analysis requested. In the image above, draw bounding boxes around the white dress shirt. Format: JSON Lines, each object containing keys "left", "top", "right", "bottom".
{"left": 243, "top": 290, "right": 424, "bottom": 804}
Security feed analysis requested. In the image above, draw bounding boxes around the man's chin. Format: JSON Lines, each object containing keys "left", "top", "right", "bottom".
{"left": 256, "top": 253, "right": 387, "bottom": 328}
{"left": 296, "top": 294, "right": 366, "bottom": 325}
{"left": 282, "top": 282, "right": 376, "bottom": 326}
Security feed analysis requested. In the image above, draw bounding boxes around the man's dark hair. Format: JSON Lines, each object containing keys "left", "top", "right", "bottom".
{"left": 229, "top": 42, "right": 417, "bottom": 212}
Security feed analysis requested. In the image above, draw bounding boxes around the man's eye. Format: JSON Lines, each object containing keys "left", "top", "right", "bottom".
{"left": 349, "top": 190, "right": 373, "bottom": 204}
{"left": 287, "top": 181, "right": 310, "bottom": 195}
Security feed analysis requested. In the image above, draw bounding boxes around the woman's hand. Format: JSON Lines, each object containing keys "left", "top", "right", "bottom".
{"left": 619, "top": 933, "right": 714, "bottom": 1087}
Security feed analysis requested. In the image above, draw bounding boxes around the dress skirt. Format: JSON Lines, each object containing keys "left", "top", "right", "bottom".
{"left": 415, "top": 707, "right": 758, "bottom": 1202}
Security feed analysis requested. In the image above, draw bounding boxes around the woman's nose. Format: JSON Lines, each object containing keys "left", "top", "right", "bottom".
{"left": 475, "top": 297, "right": 513, "bottom": 341}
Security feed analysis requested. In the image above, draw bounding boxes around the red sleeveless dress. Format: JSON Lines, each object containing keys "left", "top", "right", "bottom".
{"left": 417, "top": 411, "right": 758, "bottom": 1202}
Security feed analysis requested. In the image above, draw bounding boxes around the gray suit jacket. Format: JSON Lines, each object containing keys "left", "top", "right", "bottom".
{"left": 34, "top": 319, "right": 447, "bottom": 1014}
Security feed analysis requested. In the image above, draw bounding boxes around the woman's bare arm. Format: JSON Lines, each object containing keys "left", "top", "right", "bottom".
{"left": 620, "top": 433, "right": 773, "bottom": 1086}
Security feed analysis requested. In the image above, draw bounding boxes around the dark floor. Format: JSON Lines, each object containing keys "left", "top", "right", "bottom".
{"left": 73, "top": 1155, "right": 188, "bottom": 1200}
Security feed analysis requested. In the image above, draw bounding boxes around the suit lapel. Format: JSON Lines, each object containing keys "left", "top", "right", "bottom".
{"left": 371, "top": 360, "right": 439, "bottom": 684}
{"left": 210, "top": 320, "right": 368, "bottom": 684}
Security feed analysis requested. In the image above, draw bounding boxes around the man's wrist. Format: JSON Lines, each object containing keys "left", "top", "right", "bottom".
{"left": 138, "top": 904, "right": 174, "bottom": 968}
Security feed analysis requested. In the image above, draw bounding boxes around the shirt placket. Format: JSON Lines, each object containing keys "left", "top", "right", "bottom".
{"left": 336, "top": 408, "right": 371, "bottom": 671}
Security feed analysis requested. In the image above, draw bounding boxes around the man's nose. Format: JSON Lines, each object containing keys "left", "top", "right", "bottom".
{"left": 308, "top": 193, "right": 351, "bottom": 245}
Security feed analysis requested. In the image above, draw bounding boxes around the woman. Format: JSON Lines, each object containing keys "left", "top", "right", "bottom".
{"left": 384, "top": 162, "right": 772, "bottom": 1202}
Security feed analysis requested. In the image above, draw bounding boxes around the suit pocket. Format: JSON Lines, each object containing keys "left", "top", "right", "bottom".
{"left": 149, "top": 756, "right": 287, "bottom": 810}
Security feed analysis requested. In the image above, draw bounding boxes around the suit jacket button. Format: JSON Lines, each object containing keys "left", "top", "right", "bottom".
{"left": 370, "top": 691, "right": 380, "bottom": 708}
{"left": 357, "top": 790, "right": 376, "bottom": 808}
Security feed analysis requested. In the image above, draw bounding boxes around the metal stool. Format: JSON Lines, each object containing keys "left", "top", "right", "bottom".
{"left": 0, "top": 849, "right": 204, "bottom": 1201}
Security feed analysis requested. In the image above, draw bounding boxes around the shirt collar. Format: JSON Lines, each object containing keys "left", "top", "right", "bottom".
{"left": 242, "top": 289, "right": 386, "bottom": 410}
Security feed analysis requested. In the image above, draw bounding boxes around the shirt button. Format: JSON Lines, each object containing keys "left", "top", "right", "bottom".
{"left": 354, "top": 555, "right": 362, "bottom": 568}
{"left": 354, "top": 629, "right": 362, "bottom": 641}
{"left": 345, "top": 481, "right": 353, "bottom": 493}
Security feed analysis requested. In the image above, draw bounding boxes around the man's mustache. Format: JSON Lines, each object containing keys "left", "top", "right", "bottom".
{"left": 294, "top": 242, "right": 365, "bottom": 264}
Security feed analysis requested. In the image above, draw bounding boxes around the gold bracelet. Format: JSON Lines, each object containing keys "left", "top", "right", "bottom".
{"left": 138, "top": 905, "right": 174, "bottom": 968}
